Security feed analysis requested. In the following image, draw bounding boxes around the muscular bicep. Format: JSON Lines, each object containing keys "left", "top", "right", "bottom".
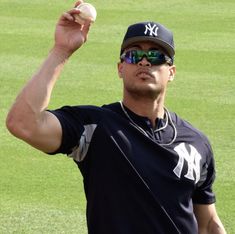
{"left": 23, "top": 111, "right": 63, "bottom": 154}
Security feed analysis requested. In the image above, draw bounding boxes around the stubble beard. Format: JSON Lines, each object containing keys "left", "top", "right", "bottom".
{"left": 124, "top": 83, "right": 163, "bottom": 101}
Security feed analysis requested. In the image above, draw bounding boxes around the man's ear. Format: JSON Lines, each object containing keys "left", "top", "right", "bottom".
{"left": 168, "top": 65, "right": 176, "bottom": 82}
{"left": 117, "top": 62, "right": 124, "bottom": 78}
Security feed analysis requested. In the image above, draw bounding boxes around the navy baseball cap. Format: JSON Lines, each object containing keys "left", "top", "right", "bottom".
{"left": 120, "top": 22, "right": 175, "bottom": 59}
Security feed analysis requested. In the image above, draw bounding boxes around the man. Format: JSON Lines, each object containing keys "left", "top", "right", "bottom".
{"left": 6, "top": 1, "right": 226, "bottom": 233}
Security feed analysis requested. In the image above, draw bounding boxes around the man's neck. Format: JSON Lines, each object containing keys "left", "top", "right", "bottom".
{"left": 122, "top": 95, "right": 165, "bottom": 128}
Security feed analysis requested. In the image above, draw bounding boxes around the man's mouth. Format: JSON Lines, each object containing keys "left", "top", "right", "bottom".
{"left": 136, "top": 70, "right": 154, "bottom": 79}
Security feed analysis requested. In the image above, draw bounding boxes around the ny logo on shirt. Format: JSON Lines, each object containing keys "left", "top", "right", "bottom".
{"left": 173, "top": 143, "right": 201, "bottom": 183}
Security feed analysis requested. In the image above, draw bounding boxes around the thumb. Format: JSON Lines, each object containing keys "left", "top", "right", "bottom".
{"left": 81, "top": 21, "right": 92, "bottom": 42}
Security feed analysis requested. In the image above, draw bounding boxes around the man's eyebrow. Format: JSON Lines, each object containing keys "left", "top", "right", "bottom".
{"left": 149, "top": 47, "right": 161, "bottom": 50}
{"left": 126, "top": 44, "right": 141, "bottom": 50}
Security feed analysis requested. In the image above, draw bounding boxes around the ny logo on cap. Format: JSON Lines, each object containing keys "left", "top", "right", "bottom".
{"left": 144, "top": 23, "right": 159, "bottom": 37}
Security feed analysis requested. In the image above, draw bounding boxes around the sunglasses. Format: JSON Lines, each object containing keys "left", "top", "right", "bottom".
{"left": 120, "top": 50, "right": 172, "bottom": 65}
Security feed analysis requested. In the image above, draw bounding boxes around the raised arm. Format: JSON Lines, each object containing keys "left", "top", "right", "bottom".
{"left": 6, "top": 1, "right": 92, "bottom": 153}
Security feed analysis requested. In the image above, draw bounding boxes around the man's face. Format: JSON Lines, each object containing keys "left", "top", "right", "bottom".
{"left": 118, "top": 41, "right": 176, "bottom": 100}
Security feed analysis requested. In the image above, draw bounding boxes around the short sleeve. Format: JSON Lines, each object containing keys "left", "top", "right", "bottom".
{"left": 49, "top": 105, "right": 104, "bottom": 155}
{"left": 192, "top": 141, "right": 216, "bottom": 204}
{"left": 48, "top": 106, "right": 86, "bottom": 155}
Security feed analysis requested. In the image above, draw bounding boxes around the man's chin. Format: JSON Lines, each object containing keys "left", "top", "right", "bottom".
{"left": 126, "top": 86, "right": 161, "bottom": 100}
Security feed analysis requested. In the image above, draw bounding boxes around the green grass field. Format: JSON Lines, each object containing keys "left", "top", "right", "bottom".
{"left": 1, "top": 0, "right": 234, "bottom": 233}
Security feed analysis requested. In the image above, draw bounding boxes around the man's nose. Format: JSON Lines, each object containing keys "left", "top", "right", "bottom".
{"left": 138, "top": 56, "right": 151, "bottom": 66}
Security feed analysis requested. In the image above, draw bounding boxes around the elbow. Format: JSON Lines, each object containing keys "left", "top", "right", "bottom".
{"left": 6, "top": 111, "right": 21, "bottom": 137}
{"left": 6, "top": 111, "right": 31, "bottom": 140}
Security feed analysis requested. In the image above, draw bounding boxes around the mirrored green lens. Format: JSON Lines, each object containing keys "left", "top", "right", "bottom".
{"left": 121, "top": 50, "right": 170, "bottom": 65}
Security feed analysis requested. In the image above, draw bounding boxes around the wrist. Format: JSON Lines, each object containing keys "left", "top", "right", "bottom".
{"left": 50, "top": 45, "right": 74, "bottom": 60}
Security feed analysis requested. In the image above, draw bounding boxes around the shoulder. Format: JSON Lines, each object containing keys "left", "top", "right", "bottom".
{"left": 51, "top": 102, "right": 120, "bottom": 115}
{"left": 170, "top": 111, "right": 213, "bottom": 153}
{"left": 171, "top": 112, "right": 208, "bottom": 139}
{"left": 49, "top": 102, "right": 122, "bottom": 123}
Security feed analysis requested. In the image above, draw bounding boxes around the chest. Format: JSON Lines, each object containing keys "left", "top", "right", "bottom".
{"left": 85, "top": 120, "right": 207, "bottom": 190}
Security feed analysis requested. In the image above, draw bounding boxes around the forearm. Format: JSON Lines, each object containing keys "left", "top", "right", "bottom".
{"left": 194, "top": 204, "right": 226, "bottom": 234}
{"left": 6, "top": 47, "right": 71, "bottom": 138}
{"left": 207, "top": 218, "right": 227, "bottom": 234}
{"left": 22, "top": 47, "right": 70, "bottom": 112}
{"left": 197, "top": 216, "right": 227, "bottom": 234}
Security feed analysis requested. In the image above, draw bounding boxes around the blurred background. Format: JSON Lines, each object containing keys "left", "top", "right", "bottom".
{"left": 0, "top": 0, "right": 234, "bottom": 233}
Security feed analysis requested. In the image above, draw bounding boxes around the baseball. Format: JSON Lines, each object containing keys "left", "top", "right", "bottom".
{"left": 74, "top": 3, "right": 97, "bottom": 25}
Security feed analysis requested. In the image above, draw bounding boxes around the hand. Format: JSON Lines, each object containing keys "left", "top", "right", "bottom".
{"left": 54, "top": 1, "right": 92, "bottom": 56}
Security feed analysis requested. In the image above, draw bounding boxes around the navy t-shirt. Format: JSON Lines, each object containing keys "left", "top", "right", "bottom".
{"left": 50, "top": 102, "right": 216, "bottom": 234}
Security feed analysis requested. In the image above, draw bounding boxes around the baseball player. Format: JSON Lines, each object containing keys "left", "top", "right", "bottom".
{"left": 6, "top": 2, "right": 226, "bottom": 233}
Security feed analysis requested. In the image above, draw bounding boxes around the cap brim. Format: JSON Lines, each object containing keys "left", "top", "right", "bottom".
{"left": 121, "top": 36, "right": 175, "bottom": 58}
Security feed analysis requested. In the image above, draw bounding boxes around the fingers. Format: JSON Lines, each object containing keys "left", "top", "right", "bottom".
{"left": 61, "top": 12, "right": 74, "bottom": 22}
{"left": 74, "top": 0, "right": 84, "bottom": 8}
{"left": 56, "top": 2, "right": 92, "bottom": 42}
{"left": 60, "top": 1, "right": 95, "bottom": 26}
{"left": 59, "top": 8, "right": 81, "bottom": 26}
{"left": 64, "top": 8, "right": 93, "bottom": 27}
